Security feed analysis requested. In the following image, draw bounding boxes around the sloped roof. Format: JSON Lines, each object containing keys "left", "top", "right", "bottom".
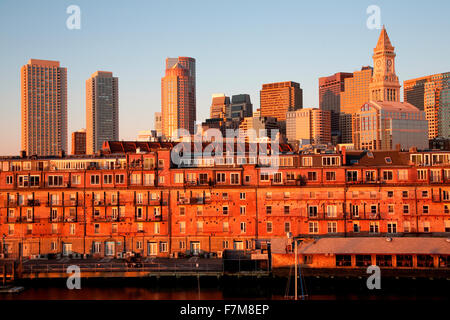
{"left": 375, "top": 26, "right": 394, "bottom": 51}
{"left": 345, "top": 150, "right": 410, "bottom": 167}
{"left": 298, "top": 237, "right": 450, "bottom": 255}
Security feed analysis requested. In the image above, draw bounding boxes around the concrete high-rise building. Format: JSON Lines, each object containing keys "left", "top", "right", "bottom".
{"left": 21, "top": 59, "right": 67, "bottom": 156}
{"left": 286, "top": 108, "right": 331, "bottom": 145}
{"left": 319, "top": 72, "right": 353, "bottom": 142}
{"left": 227, "top": 94, "right": 253, "bottom": 123}
{"left": 404, "top": 72, "right": 450, "bottom": 139}
{"left": 260, "top": 81, "right": 303, "bottom": 121}
{"left": 319, "top": 72, "right": 354, "bottom": 113}
{"left": 340, "top": 66, "right": 373, "bottom": 114}
{"left": 352, "top": 101, "right": 428, "bottom": 150}
{"left": 71, "top": 129, "right": 86, "bottom": 155}
{"left": 210, "top": 94, "right": 230, "bottom": 120}
{"left": 239, "top": 116, "right": 279, "bottom": 142}
{"left": 154, "top": 112, "right": 162, "bottom": 137}
{"left": 86, "top": 71, "right": 119, "bottom": 154}
{"left": 161, "top": 57, "right": 196, "bottom": 139}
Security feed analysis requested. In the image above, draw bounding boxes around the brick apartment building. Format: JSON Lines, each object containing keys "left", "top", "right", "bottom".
{"left": 0, "top": 141, "right": 449, "bottom": 259}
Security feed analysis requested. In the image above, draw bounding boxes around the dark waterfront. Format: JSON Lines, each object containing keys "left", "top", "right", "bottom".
{"left": 1, "top": 276, "right": 448, "bottom": 300}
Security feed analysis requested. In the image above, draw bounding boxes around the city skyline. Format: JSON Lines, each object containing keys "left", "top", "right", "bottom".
{"left": 1, "top": 0, "right": 450, "bottom": 155}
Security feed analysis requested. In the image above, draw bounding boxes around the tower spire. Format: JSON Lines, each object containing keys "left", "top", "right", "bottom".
{"left": 375, "top": 26, "right": 394, "bottom": 52}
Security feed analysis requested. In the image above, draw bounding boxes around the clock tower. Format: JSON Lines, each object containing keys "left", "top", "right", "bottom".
{"left": 369, "top": 26, "right": 401, "bottom": 102}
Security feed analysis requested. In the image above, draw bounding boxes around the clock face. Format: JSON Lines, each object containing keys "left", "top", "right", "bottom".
{"left": 376, "top": 60, "right": 381, "bottom": 67}
{"left": 387, "top": 59, "right": 392, "bottom": 66}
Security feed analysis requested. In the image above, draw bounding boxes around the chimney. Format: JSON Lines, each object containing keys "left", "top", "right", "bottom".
{"left": 59, "top": 150, "right": 65, "bottom": 158}
{"left": 409, "top": 146, "right": 418, "bottom": 153}
{"left": 20, "top": 150, "right": 27, "bottom": 158}
{"left": 341, "top": 146, "right": 346, "bottom": 165}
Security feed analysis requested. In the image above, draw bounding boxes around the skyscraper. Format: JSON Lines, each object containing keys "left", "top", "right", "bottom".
{"left": 154, "top": 112, "right": 162, "bottom": 137}
{"left": 161, "top": 57, "right": 196, "bottom": 139}
{"left": 340, "top": 66, "right": 373, "bottom": 114}
{"left": 404, "top": 72, "right": 450, "bottom": 139}
{"left": 260, "top": 81, "right": 303, "bottom": 121}
{"left": 21, "top": 59, "right": 67, "bottom": 156}
{"left": 86, "top": 71, "right": 119, "bottom": 154}
{"left": 319, "top": 72, "right": 353, "bottom": 142}
{"left": 210, "top": 94, "right": 230, "bottom": 120}
{"left": 286, "top": 108, "right": 331, "bottom": 145}
{"left": 227, "top": 94, "right": 253, "bottom": 123}
{"left": 71, "top": 129, "right": 86, "bottom": 155}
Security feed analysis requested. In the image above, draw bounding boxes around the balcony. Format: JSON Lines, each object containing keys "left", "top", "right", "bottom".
{"left": 27, "top": 199, "right": 41, "bottom": 206}
{"left": 177, "top": 197, "right": 210, "bottom": 205}
{"left": 4, "top": 201, "right": 18, "bottom": 207}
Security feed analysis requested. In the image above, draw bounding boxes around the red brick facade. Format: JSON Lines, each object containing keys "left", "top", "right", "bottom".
{"left": 1, "top": 144, "right": 450, "bottom": 259}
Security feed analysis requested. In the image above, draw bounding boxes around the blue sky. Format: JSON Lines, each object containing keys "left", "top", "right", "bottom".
{"left": 0, "top": 0, "right": 449, "bottom": 155}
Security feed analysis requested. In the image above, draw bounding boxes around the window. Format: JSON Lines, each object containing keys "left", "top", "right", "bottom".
{"left": 387, "top": 222, "right": 397, "bottom": 233}
{"left": 325, "top": 171, "right": 336, "bottom": 181}
{"left": 136, "top": 207, "right": 143, "bottom": 219}
{"left": 136, "top": 193, "right": 143, "bottom": 204}
{"left": 222, "top": 240, "right": 229, "bottom": 249}
{"left": 326, "top": 205, "right": 337, "bottom": 217}
{"left": 445, "top": 220, "right": 450, "bottom": 232}
{"left": 423, "top": 221, "right": 430, "bottom": 233}
{"left": 423, "top": 205, "right": 429, "bottom": 214}
{"left": 307, "top": 172, "right": 317, "bottom": 181}
{"left": 137, "top": 223, "right": 143, "bottom": 232}
{"left": 240, "top": 192, "right": 246, "bottom": 200}
{"left": 336, "top": 255, "right": 351, "bottom": 267}
{"left": 260, "top": 172, "right": 269, "bottom": 181}
{"left": 115, "top": 174, "right": 124, "bottom": 184}
{"left": 388, "top": 204, "right": 394, "bottom": 214}
{"left": 90, "top": 175, "right": 100, "bottom": 185}
{"left": 308, "top": 206, "right": 318, "bottom": 218}
{"left": 174, "top": 173, "right": 184, "bottom": 184}
{"left": 369, "top": 221, "right": 379, "bottom": 233}
{"left": 309, "top": 221, "right": 318, "bottom": 234}
{"left": 179, "top": 221, "right": 186, "bottom": 233}
{"left": 222, "top": 192, "right": 228, "bottom": 200}
{"left": 351, "top": 205, "right": 359, "bottom": 217}
{"left": 383, "top": 171, "right": 393, "bottom": 181}
{"left": 397, "top": 255, "right": 413, "bottom": 267}
{"left": 196, "top": 221, "right": 203, "bottom": 232}
{"left": 387, "top": 191, "right": 394, "bottom": 198}
{"left": 355, "top": 255, "right": 372, "bottom": 267}
{"left": 94, "top": 224, "right": 100, "bottom": 234}
{"left": 284, "top": 206, "right": 290, "bottom": 214}
{"left": 6, "top": 176, "right": 13, "bottom": 184}
{"left": 398, "top": 170, "right": 408, "bottom": 181}
{"left": 216, "top": 173, "right": 226, "bottom": 183}
{"left": 346, "top": 171, "right": 358, "bottom": 182}
{"left": 72, "top": 175, "right": 81, "bottom": 185}
{"left": 284, "top": 222, "right": 291, "bottom": 233}
{"left": 422, "top": 190, "right": 429, "bottom": 198}
{"left": 245, "top": 175, "right": 251, "bottom": 183}
{"left": 240, "top": 222, "right": 246, "bottom": 233}
{"left": 112, "top": 224, "right": 118, "bottom": 233}
{"left": 266, "top": 206, "right": 272, "bottom": 215}
{"left": 417, "top": 169, "right": 427, "bottom": 180}
{"left": 48, "top": 175, "right": 63, "bottom": 186}
{"left": 179, "top": 240, "right": 186, "bottom": 250}
{"left": 273, "top": 172, "right": 282, "bottom": 183}
{"left": 284, "top": 192, "right": 290, "bottom": 199}
{"left": 402, "top": 191, "right": 408, "bottom": 198}
{"left": 322, "top": 156, "right": 340, "bottom": 166}
{"left": 376, "top": 255, "right": 393, "bottom": 267}
{"left": 403, "top": 205, "right": 409, "bottom": 214}
{"left": 223, "top": 221, "right": 229, "bottom": 232}
{"left": 223, "top": 206, "right": 229, "bottom": 215}
{"left": 302, "top": 157, "right": 312, "bottom": 166}
{"left": 159, "top": 242, "right": 168, "bottom": 253}
{"left": 327, "top": 222, "right": 337, "bottom": 233}
{"left": 179, "top": 207, "right": 186, "bottom": 216}
{"left": 240, "top": 206, "right": 246, "bottom": 215}
{"left": 230, "top": 173, "right": 240, "bottom": 184}
{"left": 199, "top": 173, "right": 208, "bottom": 184}
{"left": 265, "top": 192, "right": 272, "bottom": 199}
{"left": 353, "top": 222, "right": 360, "bottom": 233}
{"left": 103, "top": 174, "right": 113, "bottom": 184}
{"left": 370, "top": 205, "right": 377, "bottom": 214}
{"left": 70, "top": 224, "right": 75, "bottom": 235}
{"left": 266, "top": 222, "right": 273, "bottom": 233}
{"left": 445, "top": 205, "right": 450, "bottom": 214}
